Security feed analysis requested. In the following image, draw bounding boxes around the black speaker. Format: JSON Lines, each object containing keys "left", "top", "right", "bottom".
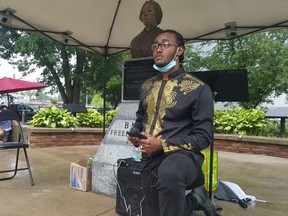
{"left": 116, "top": 158, "right": 145, "bottom": 216}
{"left": 63, "top": 103, "right": 87, "bottom": 115}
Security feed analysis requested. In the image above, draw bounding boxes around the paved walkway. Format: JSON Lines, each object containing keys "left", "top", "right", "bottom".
{"left": 0, "top": 145, "right": 288, "bottom": 216}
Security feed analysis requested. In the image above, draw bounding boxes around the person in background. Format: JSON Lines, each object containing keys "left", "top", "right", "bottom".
{"left": 130, "top": 0, "right": 163, "bottom": 58}
{"left": 0, "top": 105, "right": 12, "bottom": 142}
{"left": 128, "top": 30, "right": 220, "bottom": 216}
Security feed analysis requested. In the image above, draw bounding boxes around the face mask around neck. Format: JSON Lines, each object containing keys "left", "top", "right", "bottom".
{"left": 153, "top": 48, "right": 179, "bottom": 73}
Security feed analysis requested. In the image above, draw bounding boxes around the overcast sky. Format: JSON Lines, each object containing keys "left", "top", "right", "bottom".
{"left": 0, "top": 59, "right": 40, "bottom": 82}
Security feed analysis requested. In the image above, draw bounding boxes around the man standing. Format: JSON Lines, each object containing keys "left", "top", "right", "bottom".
{"left": 128, "top": 30, "right": 219, "bottom": 216}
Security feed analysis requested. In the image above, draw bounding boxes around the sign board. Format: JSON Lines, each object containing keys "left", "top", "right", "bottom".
{"left": 122, "top": 58, "right": 156, "bottom": 101}
{"left": 122, "top": 58, "right": 248, "bottom": 102}
{"left": 191, "top": 69, "right": 249, "bottom": 102}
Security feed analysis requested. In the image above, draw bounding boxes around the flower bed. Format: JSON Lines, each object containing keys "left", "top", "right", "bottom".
{"left": 21, "top": 125, "right": 103, "bottom": 148}
{"left": 214, "top": 134, "right": 288, "bottom": 158}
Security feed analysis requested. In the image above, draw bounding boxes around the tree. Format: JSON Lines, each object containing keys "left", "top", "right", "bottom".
{"left": 0, "top": 27, "right": 128, "bottom": 105}
{"left": 184, "top": 29, "right": 288, "bottom": 109}
{"left": 83, "top": 53, "right": 130, "bottom": 108}
{"left": 105, "top": 74, "right": 122, "bottom": 109}
{"left": 91, "top": 94, "right": 104, "bottom": 108}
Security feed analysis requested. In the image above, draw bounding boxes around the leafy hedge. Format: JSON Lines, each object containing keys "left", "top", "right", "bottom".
{"left": 30, "top": 106, "right": 282, "bottom": 137}
{"left": 76, "top": 109, "right": 103, "bottom": 128}
{"left": 214, "top": 108, "right": 269, "bottom": 136}
{"left": 106, "top": 109, "right": 117, "bottom": 124}
{"left": 30, "top": 106, "right": 76, "bottom": 128}
{"left": 30, "top": 106, "right": 115, "bottom": 128}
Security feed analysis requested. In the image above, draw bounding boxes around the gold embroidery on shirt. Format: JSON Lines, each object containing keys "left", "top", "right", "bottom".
{"left": 180, "top": 79, "right": 199, "bottom": 95}
{"left": 186, "top": 73, "right": 204, "bottom": 84}
{"left": 162, "top": 80, "right": 178, "bottom": 108}
{"left": 154, "top": 80, "right": 178, "bottom": 136}
{"left": 180, "top": 74, "right": 204, "bottom": 95}
{"left": 145, "top": 80, "right": 162, "bottom": 134}
{"left": 142, "top": 80, "right": 153, "bottom": 91}
{"left": 165, "top": 91, "right": 177, "bottom": 108}
{"left": 143, "top": 73, "right": 203, "bottom": 153}
{"left": 162, "top": 142, "right": 194, "bottom": 154}
{"left": 146, "top": 79, "right": 178, "bottom": 137}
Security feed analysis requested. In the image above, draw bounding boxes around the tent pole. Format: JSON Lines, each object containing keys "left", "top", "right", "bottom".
{"left": 102, "top": 48, "right": 108, "bottom": 138}
{"left": 7, "top": 93, "right": 10, "bottom": 106}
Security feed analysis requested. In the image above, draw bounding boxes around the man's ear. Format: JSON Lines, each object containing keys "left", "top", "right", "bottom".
{"left": 177, "top": 46, "right": 185, "bottom": 56}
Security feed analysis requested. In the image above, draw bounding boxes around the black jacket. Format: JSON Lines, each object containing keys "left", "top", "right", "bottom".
{"left": 133, "top": 67, "right": 214, "bottom": 154}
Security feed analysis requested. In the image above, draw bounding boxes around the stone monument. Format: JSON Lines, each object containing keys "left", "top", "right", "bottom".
{"left": 91, "top": 101, "right": 139, "bottom": 197}
{"left": 91, "top": 58, "right": 156, "bottom": 197}
{"left": 92, "top": 0, "right": 163, "bottom": 197}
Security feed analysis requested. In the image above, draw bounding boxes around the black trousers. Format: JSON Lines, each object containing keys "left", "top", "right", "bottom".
{"left": 141, "top": 150, "right": 204, "bottom": 216}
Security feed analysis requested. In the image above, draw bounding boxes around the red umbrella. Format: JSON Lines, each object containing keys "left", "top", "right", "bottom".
{"left": 0, "top": 77, "right": 48, "bottom": 94}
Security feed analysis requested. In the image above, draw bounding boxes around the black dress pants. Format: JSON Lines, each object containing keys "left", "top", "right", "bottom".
{"left": 141, "top": 150, "right": 204, "bottom": 216}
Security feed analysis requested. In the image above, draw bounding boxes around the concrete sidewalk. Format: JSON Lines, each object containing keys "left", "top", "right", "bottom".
{"left": 0, "top": 145, "right": 288, "bottom": 216}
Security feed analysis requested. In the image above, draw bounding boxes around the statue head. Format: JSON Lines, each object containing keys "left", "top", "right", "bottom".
{"left": 139, "top": 0, "right": 163, "bottom": 28}
{"left": 130, "top": 0, "right": 164, "bottom": 58}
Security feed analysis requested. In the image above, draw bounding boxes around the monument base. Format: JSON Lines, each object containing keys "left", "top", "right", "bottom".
{"left": 91, "top": 101, "right": 139, "bottom": 197}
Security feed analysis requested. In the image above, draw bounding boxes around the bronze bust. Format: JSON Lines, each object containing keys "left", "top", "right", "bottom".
{"left": 130, "top": 0, "right": 163, "bottom": 58}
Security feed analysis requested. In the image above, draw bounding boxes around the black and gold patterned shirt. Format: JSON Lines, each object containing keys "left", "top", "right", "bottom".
{"left": 134, "top": 67, "right": 214, "bottom": 154}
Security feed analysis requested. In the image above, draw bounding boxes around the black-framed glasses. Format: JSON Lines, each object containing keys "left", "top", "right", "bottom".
{"left": 151, "top": 41, "right": 178, "bottom": 51}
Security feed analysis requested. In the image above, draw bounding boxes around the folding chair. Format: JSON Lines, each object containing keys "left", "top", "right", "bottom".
{"left": 0, "top": 109, "right": 34, "bottom": 186}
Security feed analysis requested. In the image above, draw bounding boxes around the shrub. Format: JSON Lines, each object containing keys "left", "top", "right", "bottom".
{"left": 106, "top": 109, "right": 117, "bottom": 124}
{"left": 30, "top": 106, "right": 118, "bottom": 128}
{"left": 30, "top": 106, "right": 76, "bottom": 128}
{"left": 76, "top": 109, "right": 103, "bottom": 128}
{"left": 29, "top": 105, "right": 286, "bottom": 138}
{"left": 257, "top": 120, "right": 280, "bottom": 137}
{"left": 214, "top": 108, "right": 269, "bottom": 136}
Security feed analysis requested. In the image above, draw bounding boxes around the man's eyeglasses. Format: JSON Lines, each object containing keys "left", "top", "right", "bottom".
{"left": 151, "top": 41, "right": 178, "bottom": 51}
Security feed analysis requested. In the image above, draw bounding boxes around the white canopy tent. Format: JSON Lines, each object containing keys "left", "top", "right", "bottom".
{"left": 1, "top": 0, "right": 288, "bottom": 200}
{"left": 0, "top": 0, "right": 288, "bottom": 56}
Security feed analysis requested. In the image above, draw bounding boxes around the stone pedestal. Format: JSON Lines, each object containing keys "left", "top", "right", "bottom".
{"left": 91, "top": 101, "right": 139, "bottom": 197}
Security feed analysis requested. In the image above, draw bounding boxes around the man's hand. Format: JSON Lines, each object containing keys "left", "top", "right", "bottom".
{"left": 127, "top": 128, "right": 146, "bottom": 147}
{"left": 127, "top": 134, "right": 141, "bottom": 147}
{"left": 136, "top": 132, "right": 163, "bottom": 154}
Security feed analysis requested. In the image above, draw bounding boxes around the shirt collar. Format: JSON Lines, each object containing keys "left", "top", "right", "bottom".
{"left": 156, "top": 67, "right": 185, "bottom": 80}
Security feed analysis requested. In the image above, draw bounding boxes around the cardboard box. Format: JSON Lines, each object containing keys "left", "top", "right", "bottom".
{"left": 70, "top": 159, "right": 91, "bottom": 191}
